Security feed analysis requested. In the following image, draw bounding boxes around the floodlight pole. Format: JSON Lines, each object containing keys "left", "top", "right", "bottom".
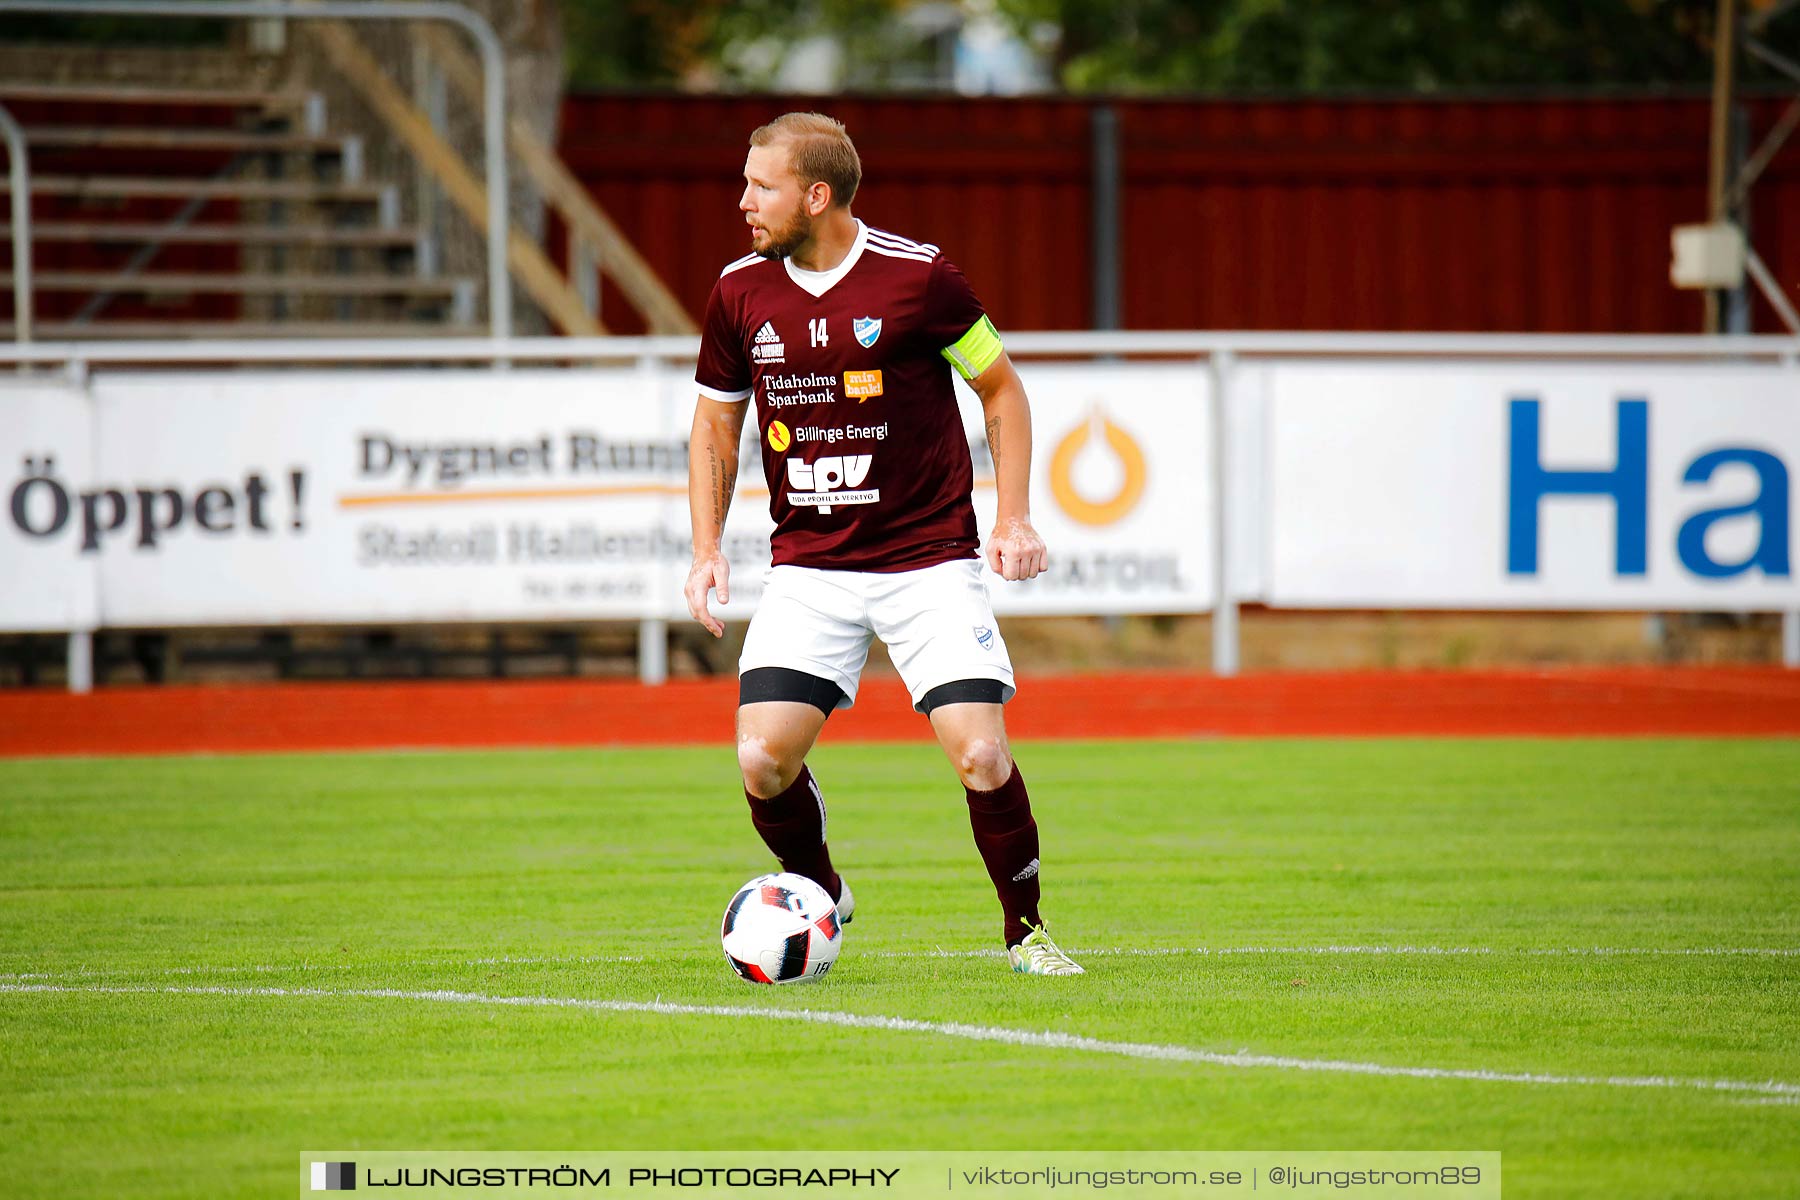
{"left": 1090, "top": 105, "right": 1121, "bottom": 332}
{"left": 0, "top": 0, "right": 512, "bottom": 342}
{"left": 1706, "top": 0, "right": 1741, "bottom": 333}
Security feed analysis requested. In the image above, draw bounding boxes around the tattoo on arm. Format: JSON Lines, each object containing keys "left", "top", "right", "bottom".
{"left": 705, "top": 446, "right": 720, "bottom": 524}
{"left": 985, "top": 415, "right": 1002, "bottom": 469}
{"left": 713, "top": 446, "right": 731, "bottom": 525}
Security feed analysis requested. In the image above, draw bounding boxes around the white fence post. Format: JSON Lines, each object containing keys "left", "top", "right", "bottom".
{"left": 1210, "top": 349, "right": 1239, "bottom": 676}
{"left": 66, "top": 631, "right": 92, "bottom": 694}
{"left": 1789, "top": 351, "right": 1799, "bottom": 668}
{"left": 640, "top": 349, "right": 672, "bottom": 685}
{"left": 638, "top": 618, "right": 668, "bottom": 685}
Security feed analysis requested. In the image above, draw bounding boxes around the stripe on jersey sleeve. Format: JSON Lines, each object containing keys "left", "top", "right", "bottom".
{"left": 940, "top": 315, "right": 1004, "bottom": 380}
{"left": 697, "top": 382, "right": 752, "bottom": 403}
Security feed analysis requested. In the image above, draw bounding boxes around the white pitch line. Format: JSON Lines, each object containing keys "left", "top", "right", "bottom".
{"left": 157, "top": 953, "right": 652, "bottom": 974}
{"left": 4, "top": 981, "right": 1797, "bottom": 1102}
{"left": 1523, "top": 948, "right": 1800, "bottom": 958}
{"left": 878, "top": 946, "right": 1800, "bottom": 960}
{"left": 2, "top": 945, "right": 1796, "bottom": 983}
{"left": 0, "top": 954, "right": 649, "bottom": 982}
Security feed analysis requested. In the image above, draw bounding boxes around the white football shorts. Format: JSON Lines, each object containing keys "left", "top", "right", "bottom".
{"left": 738, "top": 558, "right": 1016, "bottom": 711}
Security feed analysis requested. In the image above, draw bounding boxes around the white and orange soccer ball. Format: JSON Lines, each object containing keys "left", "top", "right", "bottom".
{"left": 721, "top": 872, "right": 843, "bottom": 984}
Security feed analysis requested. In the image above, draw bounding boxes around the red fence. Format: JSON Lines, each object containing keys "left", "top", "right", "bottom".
{"left": 558, "top": 92, "right": 1800, "bottom": 336}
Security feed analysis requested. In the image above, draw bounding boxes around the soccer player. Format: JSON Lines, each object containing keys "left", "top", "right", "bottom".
{"left": 686, "top": 112, "right": 1082, "bottom": 976}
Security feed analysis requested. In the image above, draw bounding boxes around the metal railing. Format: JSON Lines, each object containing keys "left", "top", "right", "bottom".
{"left": 5, "top": 330, "right": 1798, "bottom": 366}
{"left": 3, "top": 330, "right": 1797, "bottom": 691}
{"left": 0, "top": 103, "right": 28, "bottom": 345}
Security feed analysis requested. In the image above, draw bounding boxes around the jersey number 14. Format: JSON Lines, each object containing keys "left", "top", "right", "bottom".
{"left": 809, "top": 317, "right": 828, "bottom": 347}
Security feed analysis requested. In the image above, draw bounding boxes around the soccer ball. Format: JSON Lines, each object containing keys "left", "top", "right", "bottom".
{"left": 721, "top": 872, "right": 843, "bottom": 984}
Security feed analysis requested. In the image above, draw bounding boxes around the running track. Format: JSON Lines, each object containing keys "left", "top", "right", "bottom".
{"left": 3, "top": 668, "right": 1799, "bottom": 757}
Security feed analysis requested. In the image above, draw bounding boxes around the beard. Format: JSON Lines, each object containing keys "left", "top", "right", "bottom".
{"left": 751, "top": 207, "right": 814, "bottom": 260}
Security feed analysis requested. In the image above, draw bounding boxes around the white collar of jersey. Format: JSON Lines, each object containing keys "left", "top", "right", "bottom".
{"left": 783, "top": 220, "right": 868, "bottom": 298}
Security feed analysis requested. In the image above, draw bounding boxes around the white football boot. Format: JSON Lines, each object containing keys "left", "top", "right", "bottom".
{"left": 833, "top": 877, "right": 855, "bottom": 925}
{"left": 1008, "top": 922, "right": 1084, "bottom": 975}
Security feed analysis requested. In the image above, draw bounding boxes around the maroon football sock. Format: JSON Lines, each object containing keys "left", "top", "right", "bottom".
{"left": 745, "top": 764, "right": 841, "bottom": 901}
{"left": 966, "top": 761, "right": 1042, "bottom": 947}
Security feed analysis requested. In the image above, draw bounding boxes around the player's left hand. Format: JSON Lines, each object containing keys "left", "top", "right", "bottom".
{"left": 986, "top": 515, "right": 1048, "bottom": 582}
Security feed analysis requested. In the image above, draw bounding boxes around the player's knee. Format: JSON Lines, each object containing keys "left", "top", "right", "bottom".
{"left": 737, "top": 734, "right": 795, "bottom": 798}
{"left": 955, "top": 737, "right": 1012, "bottom": 791}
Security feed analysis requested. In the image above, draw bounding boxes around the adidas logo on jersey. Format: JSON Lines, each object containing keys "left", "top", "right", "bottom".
{"left": 752, "top": 321, "right": 786, "bottom": 365}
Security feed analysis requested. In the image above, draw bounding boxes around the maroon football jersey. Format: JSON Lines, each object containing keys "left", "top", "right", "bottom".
{"left": 694, "top": 221, "right": 993, "bottom": 572}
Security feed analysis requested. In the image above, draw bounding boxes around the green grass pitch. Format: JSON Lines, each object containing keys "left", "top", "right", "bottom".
{"left": 2, "top": 739, "right": 1797, "bottom": 1197}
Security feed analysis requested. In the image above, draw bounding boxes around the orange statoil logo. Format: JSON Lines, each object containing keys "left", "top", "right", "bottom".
{"left": 1049, "top": 405, "right": 1147, "bottom": 526}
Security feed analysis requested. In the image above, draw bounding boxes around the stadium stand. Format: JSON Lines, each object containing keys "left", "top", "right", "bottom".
{"left": 0, "top": 21, "right": 706, "bottom": 684}
{"left": 0, "top": 23, "right": 695, "bottom": 341}
{"left": 0, "top": 74, "right": 479, "bottom": 338}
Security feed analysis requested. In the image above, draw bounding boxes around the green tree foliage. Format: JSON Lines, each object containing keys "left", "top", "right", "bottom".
{"left": 563, "top": 1, "right": 710, "bottom": 87}
{"left": 995, "top": 0, "right": 1761, "bottom": 92}
{"left": 562, "top": 0, "right": 1791, "bottom": 93}
{"left": 564, "top": 0, "right": 921, "bottom": 90}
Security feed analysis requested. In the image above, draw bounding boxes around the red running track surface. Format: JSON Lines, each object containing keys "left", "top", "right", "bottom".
{"left": 3, "top": 668, "right": 1799, "bottom": 758}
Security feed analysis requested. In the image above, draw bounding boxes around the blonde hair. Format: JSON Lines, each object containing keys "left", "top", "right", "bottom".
{"left": 750, "top": 112, "right": 861, "bottom": 208}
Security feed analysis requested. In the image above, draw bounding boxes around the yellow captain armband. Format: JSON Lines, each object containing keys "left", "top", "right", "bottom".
{"left": 941, "top": 315, "right": 1004, "bottom": 380}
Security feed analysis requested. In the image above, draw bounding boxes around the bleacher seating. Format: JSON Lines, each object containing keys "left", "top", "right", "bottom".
{"left": 0, "top": 78, "right": 479, "bottom": 338}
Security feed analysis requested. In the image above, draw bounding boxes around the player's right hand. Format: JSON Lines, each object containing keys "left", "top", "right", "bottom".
{"left": 685, "top": 553, "right": 731, "bottom": 638}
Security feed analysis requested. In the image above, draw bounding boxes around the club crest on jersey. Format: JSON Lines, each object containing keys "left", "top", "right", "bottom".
{"left": 853, "top": 316, "right": 883, "bottom": 348}
{"left": 752, "top": 321, "right": 786, "bottom": 365}
{"left": 974, "top": 626, "right": 996, "bottom": 650}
